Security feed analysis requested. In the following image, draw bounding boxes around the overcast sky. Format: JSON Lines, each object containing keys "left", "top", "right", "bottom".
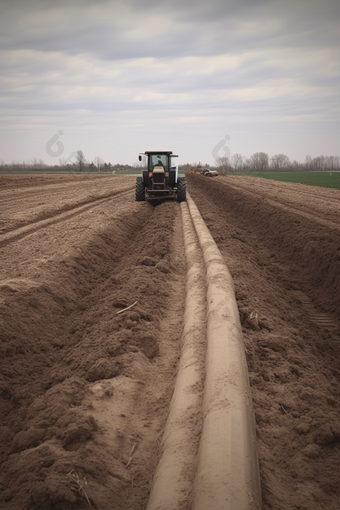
{"left": 0, "top": 0, "right": 339, "bottom": 166}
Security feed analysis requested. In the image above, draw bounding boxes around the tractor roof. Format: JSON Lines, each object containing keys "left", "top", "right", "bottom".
{"left": 143, "top": 151, "right": 174, "bottom": 155}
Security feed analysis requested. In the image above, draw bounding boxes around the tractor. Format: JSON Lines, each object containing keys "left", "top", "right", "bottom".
{"left": 135, "top": 151, "right": 186, "bottom": 202}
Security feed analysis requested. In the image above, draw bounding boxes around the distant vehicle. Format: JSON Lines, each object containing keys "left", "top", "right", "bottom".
{"left": 203, "top": 169, "right": 219, "bottom": 177}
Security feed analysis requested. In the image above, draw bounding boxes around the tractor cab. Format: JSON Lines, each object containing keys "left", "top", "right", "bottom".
{"left": 150, "top": 154, "right": 167, "bottom": 169}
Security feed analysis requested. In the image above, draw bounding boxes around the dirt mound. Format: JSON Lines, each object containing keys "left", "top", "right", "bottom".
{"left": 188, "top": 174, "right": 340, "bottom": 510}
{"left": 0, "top": 192, "right": 180, "bottom": 509}
{"left": 188, "top": 174, "right": 340, "bottom": 316}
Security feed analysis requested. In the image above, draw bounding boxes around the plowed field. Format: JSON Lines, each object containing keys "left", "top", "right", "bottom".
{"left": 0, "top": 173, "right": 339, "bottom": 510}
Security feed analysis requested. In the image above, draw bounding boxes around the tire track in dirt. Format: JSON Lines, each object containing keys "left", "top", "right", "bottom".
{"left": 194, "top": 174, "right": 340, "bottom": 317}
{"left": 227, "top": 174, "right": 340, "bottom": 202}
{"left": 226, "top": 175, "right": 340, "bottom": 226}
{"left": 0, "top": 186, "right": 132, "bottom": 240}
{"left": 0, "top": 187, "right": 133, "bottom": 247}
{"left": 224, "top": 178, "right": 340, "bottom": 232}
{"left": 0, "top": 185, "right": 131, "bottom": 210}
{"left": 0, "top": 173, "right": 114, "bottom": 189}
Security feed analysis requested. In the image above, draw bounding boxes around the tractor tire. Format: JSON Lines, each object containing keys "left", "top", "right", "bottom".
{"left": 135, "top": 177, "right": 146, "bottom": 201}
{"left": 176, "top": 177, "right": 186, "bottom": 203}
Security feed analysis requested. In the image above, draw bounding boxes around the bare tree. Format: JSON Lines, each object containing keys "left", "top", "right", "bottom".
{"left": 327, "top": 156, "right": 340, "bottom": 170}
{"left": 291, "top": 160, "right": 302, "bottom": 171}
{"left": 215, "top": 156, "right": 231, "bottom": 174}
{"left": 231, "top": 153, "right": 244, "bottom": 172}
{"left": 93, "top": 156, "right": 104, "bottom": 170}
{"left": 76, "top": 150, "right": 86, "bottom": 172}
{"left": 304, "top": 155, "right": 340, "bottom": 172}
{"left": 30, "top": 158, "right": 47, "bottom": 168}
{"left": 249, "top": 152, "right": 269, "bottom": 171}
{"left": 270, "top": 153, "right": 291, "bottom": 170}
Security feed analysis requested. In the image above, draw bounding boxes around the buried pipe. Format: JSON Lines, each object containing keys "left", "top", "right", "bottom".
{"left": 187, "top": 194, "right": 262, "bottom": 510}
{"left": 146, "top": 194, "right": 262, "bottom": 510}
{"left": 146, "top": 201, "right": 207, "bottom": 509}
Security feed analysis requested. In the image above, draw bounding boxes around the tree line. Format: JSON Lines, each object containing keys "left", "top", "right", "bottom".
{"left": 214, "top": 153, "right": 340, "bottom": 173}
{"left": 0, "top": 151, "right": 135, "bottom": 173}
{"left": 1, "top": 151, "right": 339, "bottom": 173}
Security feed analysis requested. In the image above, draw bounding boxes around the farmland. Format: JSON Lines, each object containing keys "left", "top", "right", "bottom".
{"left": 242, "top": 171, "right": 340, "bottom": 189}
{"left": 0, "top": 173, "right": 340, "bottom": 510}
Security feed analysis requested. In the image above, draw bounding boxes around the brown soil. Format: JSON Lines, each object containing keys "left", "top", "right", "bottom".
{"left": 188, "top": 174, "right": 340, "bottom": 510}
{"left": 0, "top": 173, "right": 340, "bottom": 509}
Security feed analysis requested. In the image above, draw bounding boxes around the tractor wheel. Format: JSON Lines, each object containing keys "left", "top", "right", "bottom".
{"left": 135, "top": 177, "right": 146, "bottom": 201}
{"left": 176, "top": 177, "right": 186, "bottom": 203}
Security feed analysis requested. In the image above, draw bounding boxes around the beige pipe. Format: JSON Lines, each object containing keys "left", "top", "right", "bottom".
{"left": 146, "top": 194, "right": 262, "bottom": 510}
{"left": 146, "top": 201, "right": 207, "bottom": 510}
{"left": 187, "top": 194, "right": 261, "bottom": 510}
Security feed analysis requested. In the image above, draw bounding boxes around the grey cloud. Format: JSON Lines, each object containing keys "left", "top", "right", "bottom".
{"left": 0, "top": 0, "right": 339, "bottom": 164}
{"left": 1, "top": 0, "right": 339, "bottom": 61}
